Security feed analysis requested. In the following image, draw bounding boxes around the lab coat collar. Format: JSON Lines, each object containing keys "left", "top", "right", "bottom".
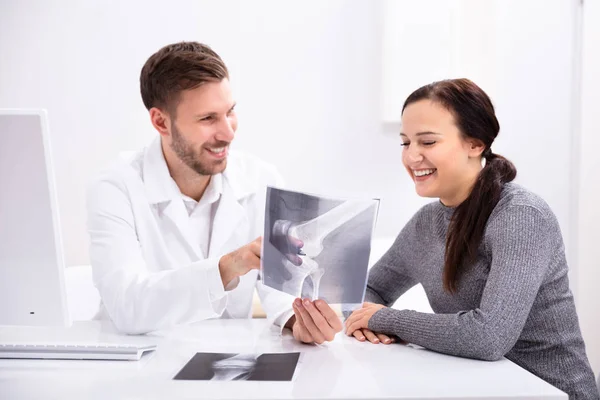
{"left": 143, "top": 137, "right": 256, "bottom": 204}
{"left": 143, "top": 137, "right": 181, "bottom": 205}
{"left": 141, "top": 137, "right": 252, "bottom": 259}
{"left": 208, "top": 180, "right": 248, "bottom": 256}
{"left": 221, "top": 152, "right": 255, "bottom": 201}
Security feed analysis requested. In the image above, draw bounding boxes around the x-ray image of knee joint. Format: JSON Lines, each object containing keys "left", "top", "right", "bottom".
{"left": 273, "top": 200, "right": 374, "bottom": 299}
{"left": 262, "top": 187, "right": 379, "bottom": 304}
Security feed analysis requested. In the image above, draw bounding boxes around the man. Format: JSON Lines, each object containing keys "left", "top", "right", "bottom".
{"left": 87, "top": 41, "right": 341, "bottom": 343}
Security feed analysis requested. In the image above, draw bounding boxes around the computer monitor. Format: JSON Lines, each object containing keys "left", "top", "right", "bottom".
{"left": 0, "top": 109, "right": 71, "bottom": 326}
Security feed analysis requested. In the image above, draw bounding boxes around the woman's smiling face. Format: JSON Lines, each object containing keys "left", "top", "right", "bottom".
{"left": 400, "top": 99, "right": 485, "bottom": 206}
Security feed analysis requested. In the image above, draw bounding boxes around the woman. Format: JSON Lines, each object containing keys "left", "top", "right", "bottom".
{"left": 344, "top": 79, "right": 598, "bottom": 399}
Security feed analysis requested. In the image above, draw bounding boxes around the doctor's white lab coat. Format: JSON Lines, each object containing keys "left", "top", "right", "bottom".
{"left": 86, "top": 138, "right": 294, "bottom": 334}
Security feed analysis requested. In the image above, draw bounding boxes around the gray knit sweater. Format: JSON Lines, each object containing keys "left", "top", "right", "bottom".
{"left": 367, "top": 183, "right": 598, "bottom": 400}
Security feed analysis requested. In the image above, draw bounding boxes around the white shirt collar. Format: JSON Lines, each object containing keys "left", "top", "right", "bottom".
{"left": 142, "top": 137, "right": 253, "bottom": 204}
{"left": 181, "top": 173, "right": 223, "bottom": 209}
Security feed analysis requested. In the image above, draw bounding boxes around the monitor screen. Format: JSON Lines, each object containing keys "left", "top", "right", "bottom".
{"left": 0, "top": 109, "right": 70, "bottom": 327}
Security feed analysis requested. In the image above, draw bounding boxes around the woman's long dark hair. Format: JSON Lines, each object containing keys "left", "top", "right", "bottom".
{"left": 402, "top": 79, "right": 517, "bottom": 293}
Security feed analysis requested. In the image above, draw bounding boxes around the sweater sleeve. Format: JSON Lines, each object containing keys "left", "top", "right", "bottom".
{"left": 369, "top": 205, "right": 554, "bottom": 361}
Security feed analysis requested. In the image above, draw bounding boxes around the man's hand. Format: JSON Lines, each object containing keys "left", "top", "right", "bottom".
{"left": 344, "top": 302, "right": 394, "bottom": 344}
{"left": 289, "top": 298, "right": 342, "bottom": 344}
{"left": 218, "top": 237, "right": 262, "bottom": 287}
{"left": 270, "top": 220, "right": 304, "bottom": 267}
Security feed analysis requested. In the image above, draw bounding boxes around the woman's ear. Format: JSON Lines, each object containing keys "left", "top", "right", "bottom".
{"left": 467, "top": 138, "right": 486, "bottom": 158}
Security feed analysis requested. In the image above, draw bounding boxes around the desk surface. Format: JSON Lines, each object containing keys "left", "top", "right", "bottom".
{"left": 0, "top": 319, "right": 566, "bottom": 400}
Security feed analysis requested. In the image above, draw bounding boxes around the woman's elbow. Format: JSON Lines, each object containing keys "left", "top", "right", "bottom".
{"left": 475, "top": 348, "right": 506, "bottom": 362}
{"left": 470, "top": 335, "right": 511, "bottom": 361}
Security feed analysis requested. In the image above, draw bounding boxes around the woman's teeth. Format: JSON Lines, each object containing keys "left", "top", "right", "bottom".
{"left": 413, "top": 169, "right": 436, "bottom": 177}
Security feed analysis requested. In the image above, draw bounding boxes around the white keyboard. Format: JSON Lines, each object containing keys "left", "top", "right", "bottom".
{"left": 0, "top": 342, "right": 157, "bottom": 361}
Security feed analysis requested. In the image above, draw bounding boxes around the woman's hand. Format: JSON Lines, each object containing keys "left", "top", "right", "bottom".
{"left": 349, "top": 328, "right": 395, "bottom": 344}
{"left": 345, "top": 302, "right": 394, "bottom": 344}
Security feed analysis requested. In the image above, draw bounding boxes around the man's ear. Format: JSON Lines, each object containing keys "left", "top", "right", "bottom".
{"left": 149, "top": 107, "right": 171, "bottom": 137}
{"left": 467, "top": 138, "right": 486, "bottom": 158}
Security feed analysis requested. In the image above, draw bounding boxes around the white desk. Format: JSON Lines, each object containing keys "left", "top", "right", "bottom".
{"left": 0, "top": 319, "right": 566, "bottom": 399}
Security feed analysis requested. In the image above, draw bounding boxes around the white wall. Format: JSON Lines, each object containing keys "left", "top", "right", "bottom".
{"left": 576, "top": 0, "right": 600, "bottom": 376}
{"left": 0, "top": 0, "right": 578, "bottom": 272}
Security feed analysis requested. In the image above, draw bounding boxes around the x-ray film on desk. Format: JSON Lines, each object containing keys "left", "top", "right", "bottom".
{"left": 261, "top": 187, "right": 379, "bottom": 307}
{"left": 174, "top": 352, "right": 300, "bottom": 381}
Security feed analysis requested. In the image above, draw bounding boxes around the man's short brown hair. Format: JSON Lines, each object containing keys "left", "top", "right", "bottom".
{"left": 140, "top": 41, "right": 229, "bottom": 114}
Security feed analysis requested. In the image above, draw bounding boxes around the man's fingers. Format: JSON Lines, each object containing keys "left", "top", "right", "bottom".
{"left": 284, "top": 236, "right": 304, "bottom": 265}
{"left": 303, "top": 300, "right": 337, "bottom": 341}
{"left": 292, "top": 301, "right": 308, "bottom": 332}
{"left": 313, "top": 300, "right": 343, "bottom": 332}
{"left": 285, "top": 253, "right": 303, "bottom": 266}
{"left": 292, "top": 302, "right": 306, "bottom": 327}
{"left": 245, "top": 238, "right": 262, "bottom": 270}
{"left": 250, "top": 239, "right": 262, "bottom": 257}
{"left": 292, "top": 302, "right": 311, "bottom": 341}
{"left": 287, "top": 236, "right": 304, "bottom": 249}
{"left": 295, "top": 299, "right": 325, "bottom": 344}
{"left": 291, "top": 306, "right": 304, "bottom": 342}
{"left": 246, "top": 253, "right": 261, "bottom": 270}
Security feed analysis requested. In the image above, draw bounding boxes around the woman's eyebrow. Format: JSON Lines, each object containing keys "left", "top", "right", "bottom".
{"left": 400, "top": 131, "right": 442, "bottom": 137}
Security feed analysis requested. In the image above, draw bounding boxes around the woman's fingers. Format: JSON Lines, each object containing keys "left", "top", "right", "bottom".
{"left": 362, "top": 329, "right": 380, "bottom": 344}
{"left": 352, "top": 329, "right": 366, "bottom": 342}
{"left": 377, "top": 333, "right": 393, "bottom": 344}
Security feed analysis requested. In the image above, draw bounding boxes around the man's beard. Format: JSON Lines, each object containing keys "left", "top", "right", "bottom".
{"left": 170, "top": 122, "right": 228, "bottom": 176}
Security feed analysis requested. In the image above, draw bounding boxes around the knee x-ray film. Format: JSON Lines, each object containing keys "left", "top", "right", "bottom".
{"left": 261, "top": 187, "right": 379, "bottom": 307}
